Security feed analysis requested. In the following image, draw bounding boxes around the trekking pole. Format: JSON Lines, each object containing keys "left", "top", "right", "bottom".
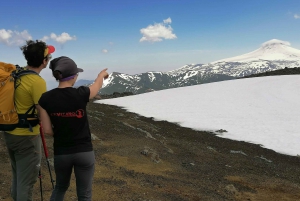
{"left": 40, "top": 124, "right": 55, "bottom": 189}
{"left": 38, "top": 169, "right": 43, "bottom": 201}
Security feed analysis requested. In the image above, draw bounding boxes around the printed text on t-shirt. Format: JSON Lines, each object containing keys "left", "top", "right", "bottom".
{"left": 50, "top": 109, "right": 84, "bottom": 118}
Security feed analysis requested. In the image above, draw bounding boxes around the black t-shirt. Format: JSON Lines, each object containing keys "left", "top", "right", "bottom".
{"left": 39, "top": 86, "right": 92, "bottom": 155}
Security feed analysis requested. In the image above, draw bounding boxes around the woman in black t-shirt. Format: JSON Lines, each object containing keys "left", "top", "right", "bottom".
{"left": 39, "top": 56, "right": 108, "bottom": 201}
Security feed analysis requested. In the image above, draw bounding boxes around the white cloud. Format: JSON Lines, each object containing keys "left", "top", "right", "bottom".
{"left": 50, "top": 32, "right": 76, "bottom": 44}
{"left": 0, "top": 29, "right": 12, "bottom": 41}
{"left": 0, "top": 29, "right": 32, "bottom": 46}
{"left": 163, "top": 17, "right": 172, "bottom": 24}
{"left": 40, "top": 36, "right": 49, "bottom": 42}
{"left": 140, "top": 18, "right": 177, "bottom": 43}
{"left": 0, "top": 29, "right": 76, "bottom": 46}
{"left": 101, "top": 42, "right": 113, "bottom": 53}
{"left": 294, "top": 14, "right": 300, "bottom": 19}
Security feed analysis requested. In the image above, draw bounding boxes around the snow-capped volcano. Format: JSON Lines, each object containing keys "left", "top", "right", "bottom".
{"left": 193, "top": 39, "right": 300, "bottom": 77}
{"left": 213, "top": 39, "right": 300, "bottom": 63}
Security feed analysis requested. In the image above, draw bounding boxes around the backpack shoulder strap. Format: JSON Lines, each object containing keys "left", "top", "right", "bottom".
{"left": 12, "top": 65, "right": 39, "bottom": 80}
{"left": 12, "top": 65, "right": 40, "bottom": 89}
{"left": 12, "top": 65, "right": 41, "bottom": 131}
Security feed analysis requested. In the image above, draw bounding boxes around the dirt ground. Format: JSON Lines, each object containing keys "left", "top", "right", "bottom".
{"left": 0, "top": 102, "right": 300, "bottom": 201}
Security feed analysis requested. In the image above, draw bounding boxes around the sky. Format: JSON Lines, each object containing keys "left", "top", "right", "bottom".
{"left": 96, "top": 75, "right": 300, "bottom": 157}
{"left": 1, "top": 0, "right": 300, "bottom": 83}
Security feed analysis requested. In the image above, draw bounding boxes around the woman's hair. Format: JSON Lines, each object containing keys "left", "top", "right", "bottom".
{"left": 53, "top": 70, "right": 63, "bottom": 81}
{"left": 20, "top": 40, "right": 48, "bottom": 68}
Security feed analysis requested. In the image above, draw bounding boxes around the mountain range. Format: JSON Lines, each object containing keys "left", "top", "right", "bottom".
{"left": 75, "top": 39, "right": 300, "bottom": 95}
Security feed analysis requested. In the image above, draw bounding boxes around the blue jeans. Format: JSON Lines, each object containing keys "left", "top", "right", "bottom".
{"left": 50, "top": 151, "right": 95, "bottom": 201}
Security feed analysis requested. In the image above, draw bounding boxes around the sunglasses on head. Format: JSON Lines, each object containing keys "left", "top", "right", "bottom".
{"left": 45, "top": 54, "right": 52, "bottom": 60}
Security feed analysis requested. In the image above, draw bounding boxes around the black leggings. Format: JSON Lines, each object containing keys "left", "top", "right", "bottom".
{"left": 50, "top": 151, "right": 95, "bottom": 201}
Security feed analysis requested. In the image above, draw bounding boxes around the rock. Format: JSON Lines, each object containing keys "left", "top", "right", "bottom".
{"left": 216, "top": 129, "right": 228, "bottom": 133}
{"left": 141, "top": 146, "right": 161, "bottom": 163}
{"left": 91, "top": 133, "right": 100, "bottom": 141}
{"left": 225, "top": 184, "right": 239, "bottom": 195}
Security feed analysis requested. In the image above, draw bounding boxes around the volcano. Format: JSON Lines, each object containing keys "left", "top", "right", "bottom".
{"left": 213, "top": 39, "right": 300, "bottom": 63}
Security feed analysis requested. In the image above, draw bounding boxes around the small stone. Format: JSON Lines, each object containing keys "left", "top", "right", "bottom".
{"left": 225, "top": 184, "right": 239, "bottom": 195}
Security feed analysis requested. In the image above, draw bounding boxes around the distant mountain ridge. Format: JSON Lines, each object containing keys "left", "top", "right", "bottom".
{"left": 75, "top": 39, "right": 300, "bottom": 95}
{"left": 191, "top": 60, "right": 300, "bottom": 77}
{"left": 98, "top": 70, "right": 234, "bottom": 95}
{"left": 75, "top": 79, "right": 95, "bottom": 86}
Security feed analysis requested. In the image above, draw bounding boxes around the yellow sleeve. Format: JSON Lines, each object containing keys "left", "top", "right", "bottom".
{"left": 31, "top": 77, "right": 47, "bottom": 104}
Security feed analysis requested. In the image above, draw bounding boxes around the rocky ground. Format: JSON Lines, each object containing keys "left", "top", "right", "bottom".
{"left": 0, "top": 68, "right": 300, "bottom": 200}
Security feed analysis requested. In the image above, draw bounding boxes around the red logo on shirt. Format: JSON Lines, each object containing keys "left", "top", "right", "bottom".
{"left": 76, "top": 109, "right": 84, "bottom": 118}
{"left": 51, "top": 109, "right": 84, "bottom": 118}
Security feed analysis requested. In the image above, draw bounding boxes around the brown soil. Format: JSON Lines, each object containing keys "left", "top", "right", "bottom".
{"left": 1, "top": 102, "right": 300, "bottom": 201}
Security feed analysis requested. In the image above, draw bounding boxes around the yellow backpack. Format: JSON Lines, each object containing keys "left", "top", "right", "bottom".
{"left": 0, "top": 62, "right": 39, "bottom": 131}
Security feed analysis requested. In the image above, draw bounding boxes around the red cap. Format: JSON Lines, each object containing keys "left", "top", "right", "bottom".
{"left": 44, "top": 45, "right": 55, "bottom": 56}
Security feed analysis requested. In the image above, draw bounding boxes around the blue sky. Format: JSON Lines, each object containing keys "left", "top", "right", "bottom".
{"left": 1, "top": 0, "right": 300, "bottom": 82}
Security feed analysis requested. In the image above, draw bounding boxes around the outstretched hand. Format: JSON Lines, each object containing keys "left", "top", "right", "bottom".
{"left": 99, "top": 68, "right": 109, "bottom": 79}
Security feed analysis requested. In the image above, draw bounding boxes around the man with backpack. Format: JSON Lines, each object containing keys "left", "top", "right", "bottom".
{"left": 2, "top": 40, "right": 55, "bottom": 201}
